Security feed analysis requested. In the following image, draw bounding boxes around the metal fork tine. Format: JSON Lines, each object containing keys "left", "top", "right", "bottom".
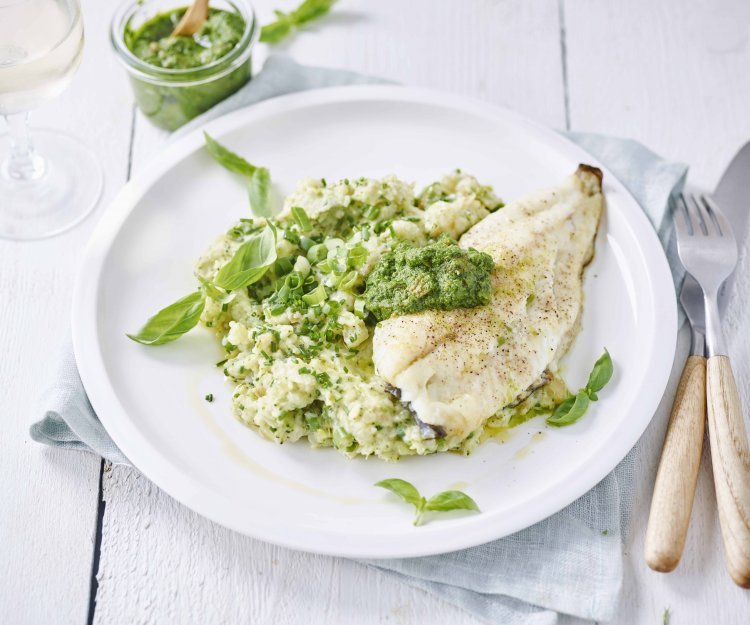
{"left": 674, "top": 195, "right": 691, "bottom": 238}
{"left": 684, "top": 193, "right": 706, "bottom": 236}
{"left": 703, "top": 194, "right": 736, "bottom": 243}
{"left": 695, "top": 194, "right": 720, "bottom": 237}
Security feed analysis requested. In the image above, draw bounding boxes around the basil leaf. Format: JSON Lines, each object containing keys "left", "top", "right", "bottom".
{"left": 198, "top": 276, "right": 236, "bottom": 304}
{"left": 204, "top": 133, "right": 274, "bottom": 217}
{"left": 248, "top": 167, "right": 272, "bottom": 218}
{"left": 546, "top": 390, "right": 591, "bottom": 427}
{"left": 293, "top": 0, "right": 336, "bottom": 23}
{"left": 585, "top": 348, "right": 613, "bottom": 394}
{"left": 260, "top": 0, "right": 336, "bottom": 44}
{"left": 260, "top": 17, "right": 293, "bottom": 44}
{"left": 291, "top": 206, "right": 312, "bottom": 231}
{"left": 127, "top": 291, "right": 205, "bottom": 345}
{"left": 204, "top": 132, "right": 257, "bottom": 177}
{"left": 548, "top": 395, "right": 575, "bottom": 420}
{"left": 425, "top": 490, "right": 480, "bottom": 513}
{"left": 375, "top": 478, "right": 423, "bottom": 507}
{"left": 215, "top": 226, "right": 277, "bottom": 291}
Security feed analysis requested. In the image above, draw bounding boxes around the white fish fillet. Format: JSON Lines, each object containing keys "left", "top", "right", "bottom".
{"left": 372, "top": 166, "right": 604, "bottom": 439}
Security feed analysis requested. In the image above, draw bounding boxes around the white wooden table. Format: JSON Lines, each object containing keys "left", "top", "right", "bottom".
{"left": 3, "top": 1, "right": 750, "bottom": 623}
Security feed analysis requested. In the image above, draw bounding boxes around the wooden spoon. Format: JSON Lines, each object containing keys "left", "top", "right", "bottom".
{"left": 171, "top": 0, "right": 209, "bottom": 37}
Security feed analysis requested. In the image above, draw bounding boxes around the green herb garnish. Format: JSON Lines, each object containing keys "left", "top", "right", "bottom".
{"left": 301, "top": 282, "right": 327, "bottom": 306}
{"left": 214, "top": 225, "right": 278, "bottom": 291}
{"left": 204, "top": 132, "right": 256, "bottom": 176}
{"left": 248, "top": 166, "right": 272, "bottom": 217}
{"left": 127, "top": 291, "right": 205, "bottom": 345}
{"left": 204, "top": 132, "right": 272, "bottom": 217}
{"left": 205, "top": 393, "right": 214, "bottom": 402}
{"left": 198, "top": 276, "right": 236, "bottom": 304}
{"left": 260, "top": 0, "right": 337, "bottom": 44}
{"left": 291, "top": 206, "right": 312, "bottom": 231}
{"left": 375, "top": 478, "right": 480, "bottom": 526}
{"left": 546, "top": 349, "right": 613, "bottom": 427}
{"left": 663, "top": 608, "right": 670, "bottom": 625}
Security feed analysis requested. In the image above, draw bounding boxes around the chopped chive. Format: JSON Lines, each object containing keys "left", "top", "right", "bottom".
{"left": 204, "top": 393, "right": 214, "bottom": 402}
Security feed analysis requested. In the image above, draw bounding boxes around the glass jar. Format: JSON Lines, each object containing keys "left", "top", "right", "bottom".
{"left": 111, "top": 0, "right": 258, "bottom": 131}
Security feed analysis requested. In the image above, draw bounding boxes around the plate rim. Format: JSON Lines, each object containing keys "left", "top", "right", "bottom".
{"left": 72, "top": 84, "right": 677, "bottom": 558}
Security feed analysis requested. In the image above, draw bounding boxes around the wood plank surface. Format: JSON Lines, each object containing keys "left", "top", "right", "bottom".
{"left": 0, "top": 1, "right": 134, "bottom": 623}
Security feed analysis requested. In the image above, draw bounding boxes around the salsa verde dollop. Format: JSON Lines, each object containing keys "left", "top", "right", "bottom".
{"left": 364, "top": 235, "right": 495, "bottom": 321}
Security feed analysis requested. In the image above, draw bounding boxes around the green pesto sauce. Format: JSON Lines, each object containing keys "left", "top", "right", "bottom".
{"left": 128, "top": 8, "right": 245, "bottom": 70}
{"left": 364, "top": 235, "right": 494, "bottom": 321}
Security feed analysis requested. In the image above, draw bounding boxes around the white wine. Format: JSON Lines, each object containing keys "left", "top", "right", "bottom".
{"left": 0, "top": 0, "right": 84, "bottom": 115}
{"left": 0, "top": 0, "right": 101, "bottom": 241}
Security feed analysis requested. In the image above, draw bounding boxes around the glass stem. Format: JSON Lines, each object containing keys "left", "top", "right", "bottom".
{"left": 2, "top": 113, "right": 45, "bottom": 182}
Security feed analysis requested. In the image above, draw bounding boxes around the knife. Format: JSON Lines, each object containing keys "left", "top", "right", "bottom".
{"left": 645, "top": 142, "right": 750, "bottom": 573}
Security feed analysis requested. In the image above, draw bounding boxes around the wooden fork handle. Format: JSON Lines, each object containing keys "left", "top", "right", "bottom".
{"left": 645, "top": 355, "right": 706, "bottom": 572}
{"left": 707, "top": 355, "right": 750, "bottom": 588}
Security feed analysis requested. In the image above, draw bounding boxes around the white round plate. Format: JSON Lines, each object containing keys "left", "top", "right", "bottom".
{"left": 73, "top": 86, "right": 676, "bottom": 558}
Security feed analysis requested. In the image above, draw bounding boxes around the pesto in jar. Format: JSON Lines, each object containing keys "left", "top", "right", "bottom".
{"left": 128, "top": 8, "right": 246, "bottom": 69}
{"left": 122, "top": 7, "right": 251, "bottom": 131}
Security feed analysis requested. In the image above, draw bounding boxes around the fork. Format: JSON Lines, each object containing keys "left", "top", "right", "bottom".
{"left": 674, "top": 192, "right": 750, "bottom": 588}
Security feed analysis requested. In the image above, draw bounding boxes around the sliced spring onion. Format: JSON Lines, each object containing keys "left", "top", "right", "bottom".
{"left": 338, "top": 271, "right": 358, "bottom": 291}
{"left": 269, "top": 302, "right": 287, "bottom": 316}
{"left": 285, "top": 271, "right": 304, "bottom": 291}
{"left": 364, "top": 204, "right": 380, "bottom": 220}
{"left": 299, "top": 235, "right": 314, "bottom": 252}
{"left": 307, "top": 243, "right": 328, "bottom": 264}
{"left": 354, "top": 298, "right": 367, "bottom": 318}
{"left": 273, "top": 256, "right": 294, "bottom": 277}
{"left": 302, "top": 283, "right": 327, "bottom": 306}
{"left": 324, "top": 237, "right": 345, "bottom": 250}
{"left": 347, "top": 245, "right": 368, "bottom": 268}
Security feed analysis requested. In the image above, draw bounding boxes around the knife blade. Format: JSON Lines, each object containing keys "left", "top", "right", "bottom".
{"left": 678, "top": 142, "right": 750, "bottom": 347}
{"left": 713, "top": 141, "right": 750, "bottom": 314}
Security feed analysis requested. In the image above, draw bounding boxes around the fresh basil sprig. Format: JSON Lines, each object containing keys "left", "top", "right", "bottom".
{"left": 260, "top": 0, "right": 337, "bottom": 44}
{"left": 198, "top": 276, "right": 236, "bottom": 305}
{"left": 203, "top": 132, "right": 273, "bottom": 217}
{"left": 546, "top": 349, "right": 613, "bottom": 427}
{"left": 584, "top": 348, "right": 614, "bottom": 400}
{"left": 127, "top": 291, "right": 205, "bottom": 345}
{"left": 215, "top": 225, "right": 278, "bottom": 291}
{"left": 375, "top": 478, "right": 480, "bottom": 526}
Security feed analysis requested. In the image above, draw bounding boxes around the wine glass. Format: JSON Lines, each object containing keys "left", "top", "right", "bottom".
{"left": 0, "top": 0, "right": 102, "bottom": 240}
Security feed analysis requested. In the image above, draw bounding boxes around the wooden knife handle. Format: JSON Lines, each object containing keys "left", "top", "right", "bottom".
{"left": 707, "top": 355, "right": 750, "bottom": 588}
{"left": 645, "top": 355, "right": 706, "bottom": 572}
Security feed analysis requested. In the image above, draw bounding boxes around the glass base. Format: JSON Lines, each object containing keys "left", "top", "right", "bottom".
{"left": 0, "top": 129, "right": 103, "bottom": 241}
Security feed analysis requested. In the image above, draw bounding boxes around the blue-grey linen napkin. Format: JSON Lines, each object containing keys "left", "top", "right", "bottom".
{"left": 31, "top": 55, "right": 687, "bottom": 625}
